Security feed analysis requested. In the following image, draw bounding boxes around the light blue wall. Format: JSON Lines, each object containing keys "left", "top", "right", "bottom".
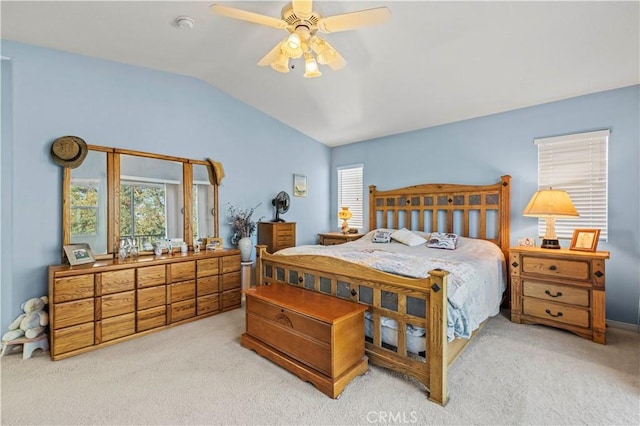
{"left": 331, "top": 85, "right": 640, "bottom": 325}
{"left": 0, "top": 41, "right": 331, "bottom": 332}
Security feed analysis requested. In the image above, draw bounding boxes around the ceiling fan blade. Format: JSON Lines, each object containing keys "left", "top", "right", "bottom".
{"left": 257, "top": 42, "right": 283, "bottom": 67}
{"left": 210, "top": 4, "right": 287, "bottom": 30}
{"left": 292, "top": 0, "right": 313, "bottom": 16}
{"left": 318, "top": 7, "right": 391, "bottom": 33}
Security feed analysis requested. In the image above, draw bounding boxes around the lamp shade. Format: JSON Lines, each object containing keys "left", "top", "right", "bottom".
{"left": 523, "top": 189, "right": 579, "bottom": 218}
{"left": 338, "top": 207, "right": 353, "bottom": 220}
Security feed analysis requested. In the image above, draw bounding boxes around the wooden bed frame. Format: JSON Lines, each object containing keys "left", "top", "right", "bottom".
{"left": 255, "top": 175, "right": 511, "bottom": 405}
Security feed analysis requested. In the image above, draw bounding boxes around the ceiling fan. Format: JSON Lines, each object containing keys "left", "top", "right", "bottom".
{"left": 210, "top": 1, "right": 391, "bottom": 78}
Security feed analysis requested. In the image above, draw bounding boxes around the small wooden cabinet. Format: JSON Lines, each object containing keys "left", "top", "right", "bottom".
{"left": 257, "top": 222, "right": 296, "bottom": 253}
{"left": 49, "top": 250, "right": 241, "bottom": 360}
{"left": 242, "top": 283, "right": 368, "bottom": 398}
{"left": 318, "top": 232, "right": 363, "bottom": 246}
{"left": 509, "top": 247, "right": 609, "bottom": 344}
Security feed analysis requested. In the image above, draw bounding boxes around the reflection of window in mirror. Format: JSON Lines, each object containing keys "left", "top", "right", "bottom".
{"left": 193, "top": 164, "right": 215, "bottom": 242}
{"left": 70, "top": 150, "right": 108, "bottom": 254}
{"left": 120, "top": 155, "right": 183, "bottom": 250}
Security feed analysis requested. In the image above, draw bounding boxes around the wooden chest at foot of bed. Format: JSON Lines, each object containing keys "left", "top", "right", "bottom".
{"left": 242, "top": 283, "right": 368, "bottom": 398}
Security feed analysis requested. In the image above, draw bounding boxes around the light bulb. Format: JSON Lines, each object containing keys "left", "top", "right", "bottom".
{"left": 304, "top": 55, "right": 321, "bottom": 78}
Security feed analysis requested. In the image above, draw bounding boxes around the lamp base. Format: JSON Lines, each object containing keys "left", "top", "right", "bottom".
{"left": 541, "top": 238, "right": 561, "bottom": 249}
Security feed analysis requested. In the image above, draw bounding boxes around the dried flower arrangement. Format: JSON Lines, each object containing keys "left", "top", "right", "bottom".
{"left": 227, "top": 203, "right": 262, "bottom": 245}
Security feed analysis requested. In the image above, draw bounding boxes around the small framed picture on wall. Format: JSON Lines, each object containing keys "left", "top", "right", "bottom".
{"left": 569, "top": 229, "right": 600, "bottom": 252}
{"left": 293, "top": 174, "right": 307, "bottom": 197}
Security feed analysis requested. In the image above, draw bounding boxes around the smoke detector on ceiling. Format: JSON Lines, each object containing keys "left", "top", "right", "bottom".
{"left": 176, "top": 16, "right": 195, "bottom": 30}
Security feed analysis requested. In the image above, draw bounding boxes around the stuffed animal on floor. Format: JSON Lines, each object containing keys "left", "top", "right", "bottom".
{"left": 2, "top": 296, "right": 49, "bottom": 341}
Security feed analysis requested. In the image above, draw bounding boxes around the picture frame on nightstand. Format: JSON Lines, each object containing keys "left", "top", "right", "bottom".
{"left": 569, "top": 228, "right": 600, "bottom": 252}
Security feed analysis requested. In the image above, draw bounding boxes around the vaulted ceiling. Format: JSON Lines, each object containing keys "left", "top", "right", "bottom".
{"left": 2, "top": 1, "right": 638, "bottom": 146}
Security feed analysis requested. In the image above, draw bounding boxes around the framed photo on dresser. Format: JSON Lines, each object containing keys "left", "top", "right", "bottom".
{"left": 63, "top": 243, "right": 95, "bottom": 266}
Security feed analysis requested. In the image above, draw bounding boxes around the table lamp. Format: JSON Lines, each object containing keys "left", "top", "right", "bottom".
{"left": 523, "top": 188, "right": 579, "bottom": 249}
{"left": 338, "top": 207, "right": 353, "bottom": 234}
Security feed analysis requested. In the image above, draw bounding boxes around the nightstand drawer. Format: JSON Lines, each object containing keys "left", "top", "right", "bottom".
{"left": 522, "top": 281, "right": 589, "bottom": 307}
{"left": 522, "top": 256, "right": 589, "bottom": 281}
{"left": 523, "top": 299, "right": 590, "bottom": 328}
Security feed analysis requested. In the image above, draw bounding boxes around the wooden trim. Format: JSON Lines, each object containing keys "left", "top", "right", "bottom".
{"left": 61, "top": 167, "right": 71, "bottom": 261}
{"left": 183, "top": 162, "right": 193, "bottom": 247}
{"left": 114, "top": 147, "right": 190, "bottom": 163}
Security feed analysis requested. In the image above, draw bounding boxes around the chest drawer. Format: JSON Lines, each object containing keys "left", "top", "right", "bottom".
{"left": 170, "top": 280, "right": 195, "bottom": 303}
{"left": 101, "top": 269, "right": 135, "bottom": 294}
{"left": 247, "top": 297, "right": 331, "bottom": 344}
{"left": 222, "top": 254, "right": 241, "bottom": 274}
{"left": 197, "top": 275, "right": 219, "bottom": 296}
{"left": 54, "top": 274, "right": 94, "bottom": 303}
{"left": 197, "top": 258, "right": 220, "bottom": 277}
{"left": 137, "top": 265, "right": 166, "bottom": 288}
{"left": 137, "top": 285, "right": 166, "bottom": 310}
{"left": 523, "top": 281, "right": 589, "bottom": 307}
{"left": 53, "top": 298, "right": 95, "bottom": 329}
{"left": 523, "top": 299, "right": 590, "bottom": 328}
{"left": 170, "top": 261, "right": 195, "bottom": 282}
{"left": 101, "top": 290, "right": 135, "bottom": 318}
{"left": 221, "top": 271, "right": 241, "bottom": 292}
{"left": 522, "top": 256, "right": 589, "bottom": 281}
{"left": 137, "top": 306, "right": 166, "bottom": 332}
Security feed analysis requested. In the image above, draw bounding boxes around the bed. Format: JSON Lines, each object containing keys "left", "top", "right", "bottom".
{"left": 255, "top": 176, "right": 511, "bottom": 405}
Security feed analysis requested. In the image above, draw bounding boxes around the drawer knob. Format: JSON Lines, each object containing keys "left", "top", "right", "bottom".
{"left": 545, "top": 309, "right": 563, "bottom": 318}
{"left": 549, "top": 265, "right": 557, "bottom": 271}
{"left": 594, "top": 270, "right": 604, "bottom": 278}
{"left": 298, "top": 276, "right": 304, "bottom": 284}
{"left": 511, "top": 262, "right": 519, "bottom": 268}
{"left": 544, "top": 290, "right": 563, "bottom": 298}
{"left": 350, "top": 289, "right": 357, "bottom": 297}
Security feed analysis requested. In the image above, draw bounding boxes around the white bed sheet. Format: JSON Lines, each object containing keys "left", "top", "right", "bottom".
{"left": 275, "top": 229, "right": 506, "bottom": 348}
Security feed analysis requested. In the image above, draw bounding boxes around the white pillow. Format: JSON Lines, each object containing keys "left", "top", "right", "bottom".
{"left": 390, "top": 228, "right": 427, "bottom": 247}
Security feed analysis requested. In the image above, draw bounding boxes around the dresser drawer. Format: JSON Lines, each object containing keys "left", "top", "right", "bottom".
{"left": 170, "top": 261, "right": 195, "bottom": 282}
{"left": 197, "top": 258, "right": 220, "bottom": 277}
{"left": 101, "top": 290, "right": 135, "bottom": 318}
{"left": 222, "top": 289, "right": 242, "bottom": 309}
{"left": 221, "top": 271, "right": 241, "bottom": 292}
{"left": 197, "top": 294, "right": 220, "bottom": 315}
{"left": 197, "top": 275, "right": 219, "bottom": 296}
{"left": 137, "top": 306, "right": 166, "bottom": 332}
{"left": 522, "top": 281, "right": 589, "bottom": 307}
{"left": 137, "top": 285, "right": 166, "bottom": 310}
{"left": 523, "top": 299, "right": 590, "bottom": 328}
{"left": 137, "top": 265, "right": 166, "bottom": 288}
{"left": 52, "top": 322, "right": 94, "bottom": 355}
{"left": 222, "top": 254, "right": 241, "bottom": 274}
{"left": 170, "top": 300, "right": 196, "bottom": 322}
{"left": 54, "top": 274, "right": 94, "bottom": 303}
{"left": 247, "top": 297, "right": 331, "bottom": 344}
{"left": 101, "top": 312, "right": 135, "bottom": 342}
{"left": 54, "top": 298, "right": 95, "bottom": 329}
{"left": 170, "top": 280, "right": 195, "bottom": 303}
{"left": 101, "top": 269, "right": 135, "bottom": 294}
{"left": 522, "top": 256, "right": 589, "bottom": 281}
{"left": 246, "top": 312, "right": 331, "bottom": 375}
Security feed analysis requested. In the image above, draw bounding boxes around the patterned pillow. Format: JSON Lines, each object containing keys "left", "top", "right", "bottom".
{"left": 390, "top": 228, "right": 427, "bottom": 247}
{"left": 372, "top": 229, "right": 392, "bottom": 243}
{"left": 426, "top": 233, "right": 459, "bottom": 250}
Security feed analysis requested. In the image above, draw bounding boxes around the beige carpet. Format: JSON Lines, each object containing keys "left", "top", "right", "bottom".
{"left": 1, "top": 306, "right": 638, "bottom": 425}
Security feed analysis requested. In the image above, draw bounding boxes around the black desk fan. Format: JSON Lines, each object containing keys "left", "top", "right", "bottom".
{"left": 272, "top": 191, "right": 290, "bottom": 222}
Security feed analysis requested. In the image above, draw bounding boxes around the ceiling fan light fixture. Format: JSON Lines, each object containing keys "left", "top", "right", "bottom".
{"left": 303, "top": 54, "right": 322, "bottom": 78}
{"left": 281, "top": 39, "right": 303, "bottom": 58}
{"left": 270, "top": 53, "right": 290, "bottom": 73}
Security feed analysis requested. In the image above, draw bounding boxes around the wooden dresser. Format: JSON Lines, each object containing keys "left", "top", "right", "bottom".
{"left": 242, "top": 283, "right": 368, "bottom": 398}
{"left": 318, "top": 232, "right": 363, "bottom": 246}
{"left": 257, "top": 222, "right": 296, "bottom": 253}
{"left": 48, "top": 250, "right": 241, "bottom": 360}
{"left": 509, "top": 247, "right": 609, "bottom": 344}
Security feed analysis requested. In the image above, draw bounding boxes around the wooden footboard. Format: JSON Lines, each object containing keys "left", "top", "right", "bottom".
{"left": 255, "top": 245, "right": 452, "bottom": 405}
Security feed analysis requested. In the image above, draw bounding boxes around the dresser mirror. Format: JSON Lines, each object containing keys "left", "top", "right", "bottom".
{"left": 62, "top": 145, "right": 219, "bottom": 261}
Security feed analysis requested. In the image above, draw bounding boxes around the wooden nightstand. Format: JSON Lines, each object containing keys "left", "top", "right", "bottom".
{"left": 509, "top": 247, "right": 610, "bottom": 344}
{"left": 258, "top": 222, "right": 296, "bottom": 253}
{"left": 317, "top": 232, "right": 363, "bottom": 246}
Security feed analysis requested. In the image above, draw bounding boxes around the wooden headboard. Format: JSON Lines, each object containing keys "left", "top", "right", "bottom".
{"left": 368, "top": 175, "right": 511, "bottom": 259}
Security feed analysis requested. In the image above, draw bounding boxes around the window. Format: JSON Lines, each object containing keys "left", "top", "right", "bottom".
{"left": 70, "top": 179, "right": 99, "bottom": 236}
{"left": 120, "top": 181, "right": 167, "bottom": 247}
{"left": 535, "top": 129, "right": 608, "bottom": 240}
{"left": 337, "top": 164, "right": 363, "bottom": 229}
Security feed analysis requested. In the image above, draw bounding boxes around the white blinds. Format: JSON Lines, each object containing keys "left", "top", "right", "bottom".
{"left": 337, "top": 164, "right": 364, "bottom": 229}
{"left": 535, "top": 129, "right": 609, "bottom": 240}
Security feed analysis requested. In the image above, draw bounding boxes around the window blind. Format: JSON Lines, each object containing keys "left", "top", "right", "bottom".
{"left": 535, "top": 129, "right": 609, "bottom": 240}
{"left": 337, "top": 164, "right": 363, "bottom": 229}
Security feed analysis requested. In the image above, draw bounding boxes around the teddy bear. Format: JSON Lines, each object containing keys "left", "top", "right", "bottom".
{"left": 2, "top": 296, "right": 49, "bottom": 341}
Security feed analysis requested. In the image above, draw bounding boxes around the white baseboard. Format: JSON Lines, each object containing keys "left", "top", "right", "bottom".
{"left": 607, "top": 319, "right": 640, "bottom": 333}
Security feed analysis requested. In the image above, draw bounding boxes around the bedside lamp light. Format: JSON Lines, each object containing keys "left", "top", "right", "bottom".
{"left": 523, "top": 188, "right": 579, "bottom": 249}
{"left": 338, "top": 207, "right": 353, "bottom": 234}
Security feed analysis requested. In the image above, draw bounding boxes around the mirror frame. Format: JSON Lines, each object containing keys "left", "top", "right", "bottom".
{"left": 62, "top": 145, "right": 219, "bottom": 261}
